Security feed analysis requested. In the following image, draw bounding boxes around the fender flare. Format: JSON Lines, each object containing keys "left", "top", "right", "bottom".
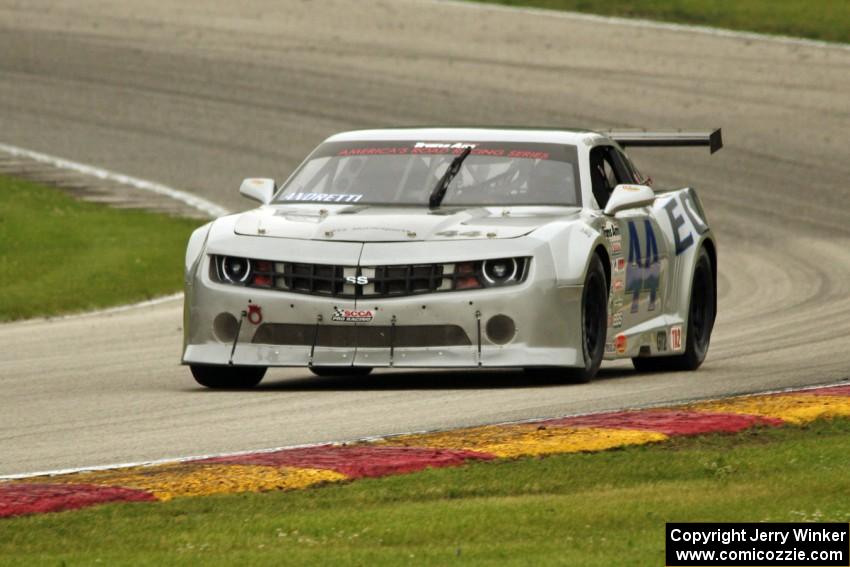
{"left": 185, "top": 221, "right": 213, "bottom": 283}
{"left": 542, "top": 222, "right": 611, "bottom": 287}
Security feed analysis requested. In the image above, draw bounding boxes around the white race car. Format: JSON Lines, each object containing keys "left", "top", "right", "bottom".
{"left": 183, "top": 128, "right": 720, "bottom": 388}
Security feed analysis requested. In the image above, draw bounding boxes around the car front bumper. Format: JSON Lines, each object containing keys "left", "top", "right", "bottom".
{"left": 182, "top": 240, "right": 584, "bottom": 369}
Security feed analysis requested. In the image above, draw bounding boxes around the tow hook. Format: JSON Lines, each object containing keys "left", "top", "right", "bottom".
{"left": 247, "top": 304, "right": 263, "bottom": 325}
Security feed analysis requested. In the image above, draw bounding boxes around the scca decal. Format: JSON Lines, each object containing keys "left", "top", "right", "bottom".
{"left": 626, "top": 220, "right": 660, "bottom": 313}
{"left": 663, "top": 193, "right": 708, "bottom": 255}
{"left": 331, "top": 309, "right": 374, "bottom": 323}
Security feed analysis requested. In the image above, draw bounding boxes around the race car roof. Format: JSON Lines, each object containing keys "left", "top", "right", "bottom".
{"left": 325, "top": 128, "right": 599, "bottom": 146}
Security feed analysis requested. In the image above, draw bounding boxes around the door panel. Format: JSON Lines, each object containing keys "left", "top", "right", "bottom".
{"left": 608, "top": 212, "right": 669, "bottom": 334}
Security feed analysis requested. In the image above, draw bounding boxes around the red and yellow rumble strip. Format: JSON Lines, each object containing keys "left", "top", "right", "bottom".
{"left": 2, "top": 384, "right": 849, "bottom": 518}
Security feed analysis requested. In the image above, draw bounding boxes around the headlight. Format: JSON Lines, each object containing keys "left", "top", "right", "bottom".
{"left": 482, "top": 258, "right": 519, "bottom": 285}
{"left": 451, "top": 257, "right": 528, "bottom": 290}
{"left": 220, "top": 256, "right": 251, "bottom": 283}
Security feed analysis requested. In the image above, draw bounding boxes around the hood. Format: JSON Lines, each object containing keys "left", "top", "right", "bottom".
{"left": 233, "top": 205, "right": 580, "bottom": 242}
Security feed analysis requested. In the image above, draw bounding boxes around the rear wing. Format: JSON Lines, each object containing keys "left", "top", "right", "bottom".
{"left": 606, "top": 129, "right": 723, "bottom": 154}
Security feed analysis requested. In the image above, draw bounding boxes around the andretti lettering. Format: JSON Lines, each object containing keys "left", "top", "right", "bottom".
{"left": 285, "top": 192, "right": 363, "bottom": 203}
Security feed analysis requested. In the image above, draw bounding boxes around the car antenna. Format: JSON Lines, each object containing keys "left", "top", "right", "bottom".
{"left": 428, "top": 146, "right": 473, "bottom": 209}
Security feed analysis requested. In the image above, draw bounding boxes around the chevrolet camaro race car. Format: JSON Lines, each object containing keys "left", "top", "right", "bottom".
{"left": 182, "top": 128, "right": 720, "bottom": 388}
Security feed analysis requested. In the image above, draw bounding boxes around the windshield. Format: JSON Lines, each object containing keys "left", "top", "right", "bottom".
{"left": 275, "top": 140, "right": 581, "bottom": 207}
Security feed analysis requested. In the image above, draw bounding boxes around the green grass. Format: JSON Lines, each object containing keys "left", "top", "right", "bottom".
{"left": 0, "top": 175, "right": 203, "bottom": 321}
{"left": 470, "top": 0, "right": 850, "bottom": 44}
{"left": 2, "top": 419, "right": 849, "bottom": 566}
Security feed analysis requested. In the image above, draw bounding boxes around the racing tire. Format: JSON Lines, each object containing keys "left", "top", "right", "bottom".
{"left": 190, "top": 365, "right": 266, "bottom": 389}
{"left": 525, "top": 253, "right": 608, "bottom": 383}
{"left": 310, "top": 367, "right": 373, "bottom": 377}
{"left": 632, "top": 246, "right": 716, "bottom": 372}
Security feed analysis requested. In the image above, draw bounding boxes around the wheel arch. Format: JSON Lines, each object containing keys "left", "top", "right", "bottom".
{"left": 544, "top": 221, "right": 610, "bottom": 286}
{"left": 674, "top": 233, "right": 717, "bottom": 341}
{"left": 701, "top": 236, "right": 718, "bottom": 313}
{"left": 594, "top": 244, "right": 611, "bottom": 289}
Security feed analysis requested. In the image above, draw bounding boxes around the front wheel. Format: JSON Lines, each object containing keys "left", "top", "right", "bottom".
{"left": 190, "top": 365, "right": 266, "bottom": 389}
{"left": 525, "top": 253, "right": 608, "bottom": 383}
{"left": 632, "top": 246, "right": 716, "bottom": 372}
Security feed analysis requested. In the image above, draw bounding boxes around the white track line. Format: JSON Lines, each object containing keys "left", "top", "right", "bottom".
{"left": 422, "top": 0, "right": 850, "bottom": 52}
{"left": 7, "top": 293, "right": 184, "bottom": 325}
{"left": 2, "top": 379, "right": 847, "bottom": 481}
{"left": 0, "top": 142, "right": 232, "bottom": 323}
{"left": 0, "top": 142, "right": 231, "bottom": 219}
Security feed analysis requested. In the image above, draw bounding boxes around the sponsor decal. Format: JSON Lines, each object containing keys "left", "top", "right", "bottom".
{"left": 413, "top": 142, "right": 549, "bottom": 159}
{"left": 612, "top": 311, "right": 624, "bottom": 329}
{"left": 605, "top": 341, "right": 616, "bottom": 355}
{"left": 284, "top": 192, "right": 363, "bottom": 203}
{"left": 681, "top": 192, "right": 709, "bottom": 234}
{"left": 662, "top": 193, "right": 709, "bottom": 256}
{"left": 615, "top": 257, "right": 626, "bottom": 272}
{"left": 327, "top": 141, "right": 565, "bottom": 162}
{"left": 663, "top": 198, "right": 693, "bottom": 255}
{"left": 338, "top": 147, "right": 410, "bottom": 156}
{"left": 332, "top": 308, "right": 374, "bottom": 323}
{"left": 340, "top": 145, "right": 551, "bottom": 159}
{"left": 604, "top": 222, "right": 623, "bottom": 252}
{"left": 671, "top": 325, "right": 683, "bottom": 351}
{"left": 414, "top": 142, "right": 478, "bottom": 150}
{"left": 507, "top": 150, "right": 550, "bottom": 160}
{"left": 656, "top": 331, "right": 667, "bottom": 352}
{"left": 615, "top": 334, "right": 627, "bottom": 354}
{"left": 602, "top": 223, "right": 620, "bottom": 238}
{"left": 435, "top": 230, "right": 482, "bottom": 238}
{"left": 613, "top": 296, "right": 624, "bottom": 310}
{"left": 613, "top": 279, "right": 625, "bottom": 292}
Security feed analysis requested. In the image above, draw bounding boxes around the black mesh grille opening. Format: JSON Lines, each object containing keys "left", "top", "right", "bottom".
{"left": 252, "top": 324, "right": 357, "bottom": 347}
{"left": 252, "top": 324, "right": 471, "bottom": 348}
{"left": 282, "top": 263, "right": 345, "bottom": 295}
{"left": 359, "top": 324, "right": 470, "bottom": 347}
{"left": 372, "top": 264, "right": 444, "bottom": 296}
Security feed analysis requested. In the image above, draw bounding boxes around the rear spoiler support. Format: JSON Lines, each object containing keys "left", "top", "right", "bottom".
{"left": 606, "top": 129, "right": 723, "bottom": 154}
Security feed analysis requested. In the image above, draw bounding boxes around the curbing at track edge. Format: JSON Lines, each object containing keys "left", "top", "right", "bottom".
{"left": 2, "top": 383, "right": 849, "bottom": 518}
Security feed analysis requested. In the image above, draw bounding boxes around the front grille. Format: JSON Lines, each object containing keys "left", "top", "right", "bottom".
{"left": 252, "top": 323, "right": 471, "bottom": 348}
{"left": 212, "top": 256, "right": 529, "bottom": 298}
{"left": 372, "top": 264, "right": 444, "bottom": 296}
{"left": 279, "top": 262, "right": 345, "bottom": 295}
{"left": 214, "top": 258, "right": 456, "bottom": 298}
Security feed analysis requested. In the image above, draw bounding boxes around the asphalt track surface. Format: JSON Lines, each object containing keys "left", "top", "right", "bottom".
{"left": 1, "top": 0, "right": 849, "bottom": 476}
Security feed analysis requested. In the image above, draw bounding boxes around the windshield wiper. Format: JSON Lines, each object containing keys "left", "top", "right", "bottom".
{"left": 428, "top": 146, "right": 473, "bottom": 209}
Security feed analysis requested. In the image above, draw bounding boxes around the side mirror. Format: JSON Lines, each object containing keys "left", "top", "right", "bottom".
{"left": 603, "top": 184, "right": 655, "bottom": 216}
{"left": 239, "top": 178, "right": 275, "bottom": 204}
